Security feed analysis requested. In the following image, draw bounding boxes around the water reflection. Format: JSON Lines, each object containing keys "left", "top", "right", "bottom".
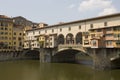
{"left": 39, "top": 63, "right": 93, "bottom": 80}
{"left": 0, "top": 60, "right": 119, "bottom": 80}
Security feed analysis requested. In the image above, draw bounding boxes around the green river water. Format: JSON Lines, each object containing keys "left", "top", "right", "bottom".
{"left": 0, "top": 60, "right": 120, "bottom": 80}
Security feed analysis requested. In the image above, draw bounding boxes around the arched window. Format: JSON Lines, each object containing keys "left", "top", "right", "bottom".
{"left": 57, "top": 34, "right": 64, "bottom": 45}
{"left": 75, "top": 32, "right": 82, "bottom": 44}
{"left": 66, "top": 33, "right": 74, "bottom": 44}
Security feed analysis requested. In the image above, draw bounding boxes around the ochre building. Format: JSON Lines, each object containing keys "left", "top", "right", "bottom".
{"left": 0, "top": 15, "right": 13, "bottom": 51}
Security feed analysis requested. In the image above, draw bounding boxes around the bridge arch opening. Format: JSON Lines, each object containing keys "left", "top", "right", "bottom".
{"left": 111, "top": 57, "right": 120, "bottom": 68}
{"left": 75, "top": 32, "right": 82, "bottom": 44}
{"left": 52, "top": 49, "right": 92, "bottom": 64}
{"left": 66, "top": 33, "right": 74, "bottom": 44}
{"left": 24, "top": 50, "right": 39, "bottom": 59}
{"left": 57, "top": 34, "right": 65, "bottom": 45}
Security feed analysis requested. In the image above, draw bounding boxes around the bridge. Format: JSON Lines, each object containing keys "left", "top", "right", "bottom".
{"left": 28, "top": 43, "right": 118, "bottom": 70}
{"left": 22, "top": 42, "right": 120, "bottom": 70}
{"left": 23, "top": 13, "right": 120, "bottom": 70}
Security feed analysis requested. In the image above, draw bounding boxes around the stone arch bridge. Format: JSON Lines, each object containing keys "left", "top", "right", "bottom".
{"left": 24, "top": 44, "right": 120, "bottom": 70}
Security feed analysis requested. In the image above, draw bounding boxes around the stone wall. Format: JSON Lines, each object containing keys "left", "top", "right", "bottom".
{"left": 0, "top": 50, "right": 40, "bottom": 61}
{"left": 0, "top": 51, "right": 22, "bottom": 61}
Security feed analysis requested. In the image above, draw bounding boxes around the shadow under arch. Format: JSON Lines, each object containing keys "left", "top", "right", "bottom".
{"left": 24, "top": 50, "right": 39, "bottom": 60}
{"left": 75, "top": 32, "right": 82, "bottom": 44}
{"left": 57, "top": 34, "right": 65, "bottom": 45}
{"left": 52, "top": 49, "right": 93, "bottom": 64}
{"left": 111, "top": 57, "right": 120, "bottom": 69}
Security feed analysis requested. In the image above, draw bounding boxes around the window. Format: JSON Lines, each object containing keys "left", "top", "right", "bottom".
{"left": 5, "top": 28, "right": 7, "bottom": 30}
{"left": 50, "top": 38, "right": 52, "bottom": 40}
{"left": 9, "top": 42, "right": 11, "bottom": 45}
{"left": 90, "top": 24, "right": 93, "bottom": 28}
{"left": 104, "top": 22, "right": 107, "bottom": 26}
{"left": 114, "top": 27, "right": 120, "bottom": 31}
{"left": 105, "top": 34, "right": 113, "bottom": 37}
{"left": 115, "top": 34, "right": 120, "bottom": 38}
{"left": 39, "top": 31, "right": 41, "bottom": 34}
{"left": 69, "top": 27, "right": 71, "bottom": 31}
{"left": 92, "top": 40, "right": 97, "bottom": 46}
{"left": 14, "top": 42, "right": 16, "bottom": 45}
{"left": 5, "top": 37, "right": 8, "bottom": 39}
{"left": 18, "top": 37, "right": 22, "bottom": 40}
{"left": 52, "top": 29, "right": 54, "bottom": 33}
{"left": 106, "top": 41, "right": 112, "bottom": 45}
{"left": 37, "top": 44, "right": 39, "bottom": 47}
{"left": 19, "top": 33, "right": 22, "bottom": 35}
{"left": 45, "top": 30, "right": 47, "bottom": 33}
{"left": 14, "top": 32, "right": 16, "bottom": 35}
{"left": 79, "top": 25, "right": 81, "bottom": 29}
{"left": 106, "top": 28, "right": 111, "bottom": 31}
{"left": 60, "top": 28, "right": 62, "bottom": 32}
{"left": 19, "top": 42, "right": 22, "bottom": 46}
{"left": 1, "top": 22, "right": 3, "bottom": 26}
{"left": 97, "top": 29, "right": 102, "bottom": 32}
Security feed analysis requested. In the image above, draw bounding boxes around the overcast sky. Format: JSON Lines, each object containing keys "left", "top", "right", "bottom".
{"left": 0, "top": 0, "right": 120, "bottom": 25}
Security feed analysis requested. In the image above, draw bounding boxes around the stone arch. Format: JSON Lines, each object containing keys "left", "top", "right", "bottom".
{"left": 52, "top": 49, "right": 92, "bottom": 63}
{"left": 57, "top": 34, "right": 65, "bottom": 45}
{"left": 58, "top": 47, "right": 86, "bottom": 54}
{"left": 66, "top": 33, "right": 74, "bottom": 44}
{"left": 75, "top": 32, "right": 82, "bottom": 44}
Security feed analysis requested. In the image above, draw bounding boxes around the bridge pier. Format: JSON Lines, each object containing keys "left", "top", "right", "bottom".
{"left": 40, "top": 48, "right": 54, "bottom": 63}
{"left": 93, "top": 48, "right": 111, "bottom": 70}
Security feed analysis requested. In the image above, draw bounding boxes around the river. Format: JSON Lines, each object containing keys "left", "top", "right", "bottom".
{"left": 0, "top": 60, "right": 120, "bottom": 80}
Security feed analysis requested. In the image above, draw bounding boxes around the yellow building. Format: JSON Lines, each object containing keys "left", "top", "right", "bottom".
{"left": 13, "top": 25, "right": 24, "bottom": 51}
{"left": 0, "top": 15, "right": 25, "bottom": 51}
{"left": 0, "top": 15, "right": 13, "bottom": 51}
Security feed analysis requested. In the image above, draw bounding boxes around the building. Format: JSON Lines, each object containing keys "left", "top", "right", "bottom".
{"left": 12, "top": 25, "right": 24, "bottom": 51}
{"left": 90, "top": 25, "right": 120, "bottom": 48}
{"left": 0, "top": 15, "right": 13, "bottom": 51}
{"left": 0, "top": 15, "right": 25, "bottom": 51}
{"left": 24, "top": 13, "right": 120, "bottom": 50}
{"left": 24, "top": 23, "right": 49, "bottom": 49}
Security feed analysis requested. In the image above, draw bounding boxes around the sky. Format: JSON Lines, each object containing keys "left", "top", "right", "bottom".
{"left": 0, "top": 0, "right": 120, "bottom": 25}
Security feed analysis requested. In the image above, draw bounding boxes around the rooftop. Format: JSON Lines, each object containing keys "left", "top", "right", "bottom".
{"left": 27, "top": 13, "right": 120, "bottom": 31}
{"left": 0, "top": 15, "right": 10, "bottom": 18}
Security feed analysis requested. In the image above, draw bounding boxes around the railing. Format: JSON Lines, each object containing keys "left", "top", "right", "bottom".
{"left": 58, "top": 44, "right": 83, "bottom": 50}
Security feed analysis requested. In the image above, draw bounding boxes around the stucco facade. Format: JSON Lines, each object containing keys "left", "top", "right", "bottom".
{"left": 0, "top": 15, "right": 13, "bottom": 51}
